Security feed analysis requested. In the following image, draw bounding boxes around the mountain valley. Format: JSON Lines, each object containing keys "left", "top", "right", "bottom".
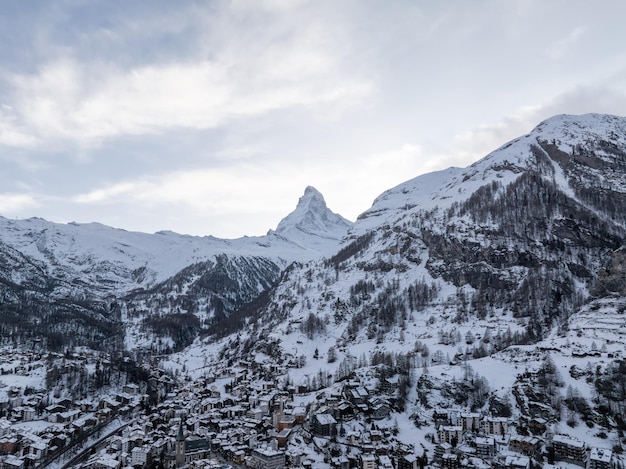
{"left": 2, "top": 113, "right": 626, "bottom": 469}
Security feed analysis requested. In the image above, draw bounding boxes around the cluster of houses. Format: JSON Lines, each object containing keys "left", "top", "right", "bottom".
{"left": 0, "top": 348, "right": 621, "bottom": 469}
{"left": 0, "top": 380, "right": 146, "bottom": 469}
{"left": 73, "top": 365, "right": 424, "bottom": 469}
{"left": 431, "top": 408, "right": 615, "bottom": 469}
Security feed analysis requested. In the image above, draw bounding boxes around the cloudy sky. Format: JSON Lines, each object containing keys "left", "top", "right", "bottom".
{"left": 1, "top": 0, "right": 626, "bottom": 238}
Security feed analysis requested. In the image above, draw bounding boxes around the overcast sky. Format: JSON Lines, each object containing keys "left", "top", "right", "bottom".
{"left": 1, "top": 0, "right": 626, "bottom": 238}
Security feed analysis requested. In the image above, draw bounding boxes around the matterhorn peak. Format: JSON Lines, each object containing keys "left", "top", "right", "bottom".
{"left": 274, "top": 186, "right": 352, "bottom": 245}
{"left": 289, "top": 185, "right": 327, "bottom": 215}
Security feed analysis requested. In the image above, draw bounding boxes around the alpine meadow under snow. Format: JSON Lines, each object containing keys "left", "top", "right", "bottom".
{"left": 2, "top": 113, "right": 626, "bottom": 468}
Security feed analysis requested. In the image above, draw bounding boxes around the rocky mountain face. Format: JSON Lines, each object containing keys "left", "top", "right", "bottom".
{"left": 229, "top": 113, "right": 626, "bottom": 363}
{"left": 0, "top": 187, "right": 352, "bottom": 351}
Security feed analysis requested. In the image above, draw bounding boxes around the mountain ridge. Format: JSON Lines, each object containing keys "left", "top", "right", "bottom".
{"left": 0, "top": 186, "right": 352, "bottom": 350}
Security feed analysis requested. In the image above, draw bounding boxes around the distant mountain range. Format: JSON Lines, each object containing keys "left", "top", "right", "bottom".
{"left": 0, "top": 184, "right": 351, "bottom": 350}
{"left": 2, "top": 113, "right": 626, "bottom": 356}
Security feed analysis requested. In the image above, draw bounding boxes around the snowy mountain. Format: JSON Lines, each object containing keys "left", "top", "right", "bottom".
{"left": 5, "top": 113, "right": 626, "bottom": 463}
{"left": 221, "top": 112, "right": 626, "bottom": 394}
{"left": 274, "top": 186, "right": 352, "bottom": 244}
{"left": 0, "top": 186, "right": 352, "bottom": 350}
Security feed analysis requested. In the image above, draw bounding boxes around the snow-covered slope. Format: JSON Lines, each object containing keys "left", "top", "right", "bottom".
{"left": 357, "top": 113, "right": 626, "bottom": 233}
{"left": 191, "top": 113, "right": 626, "bottom": 456}
{"left": 230, "top": 112, "right": 626, "bottom": 374}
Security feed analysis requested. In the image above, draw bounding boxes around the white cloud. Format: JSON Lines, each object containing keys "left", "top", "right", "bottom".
{"left": 7, "top": 57, "right": 372, "bottom": 147}
{"left": 0, "top": 193, "right": 38, "bottom": 213}
{"left": 0, "top": 105, "right": 38, "bottom": 147}
{"left": 0, "top": 2, "right": 374, "bottom": 149}
{"left": 70, "top": 143, "right": 426, "bottom": 236}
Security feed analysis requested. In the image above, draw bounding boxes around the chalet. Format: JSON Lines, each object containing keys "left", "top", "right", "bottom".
{"left": 98, "top": 398, "right": 120, "bottom": 412}
{"left": 346, "top": 431, "right": 361, "bottom": 445}
{"left": 346, "top": 387, "right": 369, "bottom": 405}
{"left": 509, "top": 436, "right": 540, "bottom": 457}
{"left": 379, "top": 455, "right": 394, "bottom": 469}
{"left": 528, "top": 417, "right": 547, "bottom": 435}
{"left": 22, "top": 440, "right": 47, "bottom": 462}
{"left": 433, "top": 408, "right": 452, "bottom": 425}
{"left": 331, "top": 455, "right": 350, "bottom": 469}
{"left": 83, "top": 455, "right": 121, "bottom": 469}
{"left": 57, "top": 409, "right": 81, "bottom": 424}
{"left": 123, "top": 384, "right": 140, "bottom": 394}
{"left": 441, "top": 453, "right": 459, "bottom": 469}
{"left": 503, "top": 454, "right": 530, "bottom": 469}
{"left": 381, "top": 376, "right": 399, "bottom": 394}
{"left": 397, "top": 454, "right": 420, "bottom": 469}
{"left": 334, "top": 401, "right": 354, "bottom": 420}
{"left": 57, "top": 398, "right": 73, "bottom": 409}
{"left": 2, "top": 455, "right": 24, "bottom": 469}
{"left": 371, "top": 401, "right": 391, "bottom": 420}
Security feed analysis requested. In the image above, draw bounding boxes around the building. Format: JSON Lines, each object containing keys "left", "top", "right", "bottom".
{"left": 361, "top": 454, "right": 376, "bottom": 469}
{"left": 379, "top": 455, "right": 394, "bottom": 469}
{"left": 441, "top": 453, "right": 459, "bottom": 469}
{"left": 552, "top": 434, "right": 587, "bottom": 467}
{"left": 459, "top": 412, "right": 480, "bottom": 432}
{"left": 131, "top": 447, "right": 150, "bottom": 467}
{"left": 481, "top": 417, "right": 508, "bottom": 436}
{"left": 397, "top": 454, "right": 419, "bottom": 469}
{"left": 175, "top": 420, "right": 186, "bottom": 467}
{"left": 313, "top": 413, "right": 336, "bottom": 437}
{"left": 528, "top": 417, "right": 547, "bottom": 435}
{"left": 2, "top": 456, "right": 24, "bottom": 469}
{"left": 438, "top": 425, "right": 462, "bottom": 445}
{"left": 475, "top": 436, "right": 495, "bottom": 460}
{"left": 589, "top": 447, "right": 613, "bottom": 469}
{"left": 503, "top": 455, "right": 530, "bottom": 469}
{"left": 250, "top": 447, "right": 285, "bottom": 469}
{"left": 509, "top": 436, "right": 540, "bottom": 457}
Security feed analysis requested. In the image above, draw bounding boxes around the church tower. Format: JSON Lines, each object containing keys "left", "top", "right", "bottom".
{"left": 175, "top": 418, "right": 185, "bottom": 467}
